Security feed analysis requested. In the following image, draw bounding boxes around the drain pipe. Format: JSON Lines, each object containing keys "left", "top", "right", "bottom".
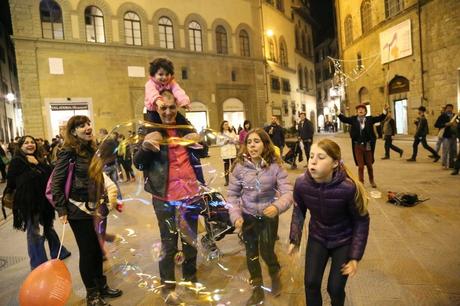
{"left": 417, "top": 0, "right": 426, "bottom": 106}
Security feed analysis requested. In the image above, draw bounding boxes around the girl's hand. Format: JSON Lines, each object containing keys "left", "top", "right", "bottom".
{"left": 288, "top": 243, "right": 299, "bottom": 256}
{"left": 59, "top": 215, "right": 68, "bottom": 224}
{"left": 26, "top": 155, "right": 39, "bottom": 165}
{"left": 341, "top": 260, "right": 358, "bottom": 277}
{"left": 234, "top": 218, "right": 244, "bottom": 231}
{"left": 263, "top": 205, "right": 278, "bottom": 218}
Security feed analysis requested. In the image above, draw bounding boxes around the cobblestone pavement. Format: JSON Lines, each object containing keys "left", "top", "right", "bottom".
{"left": 0, "top": 134, "right": 459, "bottom": 306}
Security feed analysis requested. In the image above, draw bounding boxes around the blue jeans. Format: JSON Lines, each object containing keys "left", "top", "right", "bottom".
{"left": 104, "top": 164, "right": 122, "bottom": 200}
{"left": 26, "top": 214, "right": 71, "bottom": 269}
{"left": 441, "top": 136, "right": 457, "bottom": 168}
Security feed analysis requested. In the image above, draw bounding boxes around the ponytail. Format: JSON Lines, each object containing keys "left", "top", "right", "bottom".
{"left": 342, "top": 164, "right": 368, "bottom": 216}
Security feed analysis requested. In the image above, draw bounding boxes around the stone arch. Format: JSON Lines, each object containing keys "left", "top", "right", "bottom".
{"left": 115, "top": 2, "right": 149, "bottom": 45}
{"left": 388, "top": 75, "right": 410, "bottom": 94}
{"left": 152, "top": 8, "right": 181, "bottom": 49}
{"left": 358, "top": 86, "right": 370, "bottom": 104}
{"left": 76, "top": 0, "right": 113, "bottom": 43}
{"left": 235, "top": 23, "right": 253, "bottom": 57}
{"left": 211, "top": 18, "right": 233, "bottom": 55}
{"left": 183, "top": 13, "right": 208, "bottom": 52}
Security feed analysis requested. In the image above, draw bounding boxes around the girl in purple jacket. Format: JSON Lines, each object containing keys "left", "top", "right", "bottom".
{"left": 289, "top": 138, "right": 369, "bottom": 306}
{"left": 227, "top": 128, "right": 293, "bottom": 306}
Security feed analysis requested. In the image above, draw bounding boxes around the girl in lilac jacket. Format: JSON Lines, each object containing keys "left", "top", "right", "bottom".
{"left": 227, "top": 128, "right": 293, "bottom": 306}
{"left": 288, "top": 138, "right": 369, "bottom": 306}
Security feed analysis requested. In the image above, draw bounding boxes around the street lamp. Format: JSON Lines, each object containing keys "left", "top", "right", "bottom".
{"left": 266, "top": 29, "right": 274, "bottom": 37}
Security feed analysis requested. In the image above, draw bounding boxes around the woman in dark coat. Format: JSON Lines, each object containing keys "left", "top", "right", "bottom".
{"left": 6, "top": 135, "right": 71, "bottom": 269}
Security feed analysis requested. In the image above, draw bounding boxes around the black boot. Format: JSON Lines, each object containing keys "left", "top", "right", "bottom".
{"left": 96, "top": 276, "right": 123, "bottom": 298}
{"left": 270, "top": 272, "right": 282, "bottom": 297}
{"left": 86, "top": 287, "right": 110, "bottom": 306}
{"left": 246, "top": 286, "right": 264, "bottom": 306}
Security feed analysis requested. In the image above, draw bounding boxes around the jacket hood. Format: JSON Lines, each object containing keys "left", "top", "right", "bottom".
{"left": 303, "top": 167, "right": 347, "bottom": 188}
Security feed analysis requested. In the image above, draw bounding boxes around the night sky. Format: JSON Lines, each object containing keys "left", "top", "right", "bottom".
{"left": 310, "top": 0, "right": 335, "bottom": 45}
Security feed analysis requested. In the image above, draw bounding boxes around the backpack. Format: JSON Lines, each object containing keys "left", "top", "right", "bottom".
{"left": 387, "top": 192, "right": 427, "bottom": 207}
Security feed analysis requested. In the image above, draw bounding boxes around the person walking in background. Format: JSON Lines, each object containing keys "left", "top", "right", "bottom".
{"left": 239, "top": 120, "right": 252, "bottom": 145}
{"left": 6, "top": 135, "right": 71, "bottom": 270}
{"left": 289, "top": 139, "right": 369, "bottom": 306}
{"left": 117, "top": 134, "right": 136, "bottom": 182}
{"left": 381, "top": 111, "right": 403, "bottom": 159}
{"left": 52, "top": 116, "right": 122, "bottom": 306}
{"left": 297, "top": 112, "right": 314, "bottom": 162}
{"left": 218, "top": 120, "right": 239, "bottom": 186}
{"left": 265, "top": 116, "right": 285, "bottom": 156}
{"left": 434, "top": 104, "right": 457, "bottom": 169}
{"left": 338, "top": 104, "right": 388, "bottom": 188}
{"left": 451, "top": 114, "right": 460, "bottom": 175}
{"left": 228, "top": 128, "right": 293, "bottom": 305}
{"left": 0, "top": 141, "right": 8, "bottom": 183}
{"left": 407, "top": 106, "right": 440, "bottom": 163}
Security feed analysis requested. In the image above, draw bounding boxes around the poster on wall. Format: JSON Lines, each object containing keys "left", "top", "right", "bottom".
{"left": 379, "top": 19, "right": 412, "bottom": 64}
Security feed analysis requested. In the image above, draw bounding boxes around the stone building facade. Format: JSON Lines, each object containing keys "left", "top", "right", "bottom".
{"left": 335, "top": 0, "right": 460, "bottom": 135}
{"left": 9, "top": 0, "right": 316, "bottom": 139}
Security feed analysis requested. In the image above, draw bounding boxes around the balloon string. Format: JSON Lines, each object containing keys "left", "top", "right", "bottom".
{"left": 57, "top": 223, "right": 66, "bottom": 260}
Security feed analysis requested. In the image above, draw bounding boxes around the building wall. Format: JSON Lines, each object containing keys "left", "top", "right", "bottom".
{"left": 335, "top": 0, "right": 460, "bottom": 135}
{"left": 9, "top": 0, "right": 269, "bottom": 138}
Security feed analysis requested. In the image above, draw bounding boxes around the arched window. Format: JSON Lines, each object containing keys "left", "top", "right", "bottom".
{"left": 304, "top": 67, "right": 309, "bottom": 90}
{"left": 361, "top": 0, "right": 372, "bottom": 34}
{"left": 294, "top": 27, "right": 299, "bottom": 50}
{"left": 216, "top": 26, "right": 228, "bottom": 54}
{"left": 239, "top": 30, "right": 250, "bottom": 57}
{"left": 298, "top": 66, "right": 304, "bottom": 90}
{"left": 40, "top": 0, "right": 64, "bottom": 39}
{"left": 85, "top": 6, "right": 105, "bottom": 43}
{"left": 385, "top": 0, "right": 404, "bottom": 18}
{"left": 344, "top": 15, "right": 353, "bottom": 46}
{"left": 124, "top": 12, "right": 141, "bottom": 46}
{"left": 188, "top": 21, "right": 202, "bottom": 52}
{"left": 308, "top": 37, "right": 312, "bottom": 57}
{"left": 279, "top": 40, "right": 288, "bottom": 66}
{"left": 302, "top": 32, "right": 307, "bottom": 54}
{"left": 159, "top": 17, "right": 174, "bottom": 49}
{"left": 310, "top": 71, "right": 314, "bottom": 89}
{"left": 268, "top": 38, "right": 276, "bottom": 61}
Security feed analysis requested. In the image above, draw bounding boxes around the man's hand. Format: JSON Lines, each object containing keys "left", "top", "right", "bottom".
{"left": 183, "top": 132, "right": 201, "bottom": 143}
{"left": 263, "top": 205, "right": 278, "bottom": 218}
{"left": 142, "top": 131, "right": 162, "bottom": 151}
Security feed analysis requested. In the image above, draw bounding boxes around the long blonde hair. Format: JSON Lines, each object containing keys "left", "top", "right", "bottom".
{"left": 316, "top": 139, "right": 368, "bottom": 216}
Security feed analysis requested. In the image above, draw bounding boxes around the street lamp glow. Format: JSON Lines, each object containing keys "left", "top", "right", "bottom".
{"left": 266, "top": 29, "right": 274, "bottom": 37}
{"left": 5, "top": 93, "right": 16, "bottom": 102}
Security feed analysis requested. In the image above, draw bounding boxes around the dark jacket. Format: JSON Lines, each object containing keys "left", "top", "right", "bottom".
{"left": 434, "top": 113, "right": 455, "bottom": 138}
{"left": 383, "top": 117, "right": 397, "bottom": 136}
{"left": 133, "top": 118, "right": 205, "bottom": 199}
{"left": 6, "top": 154, "right": 54, "bottom": 231}
{"left": 264, "top": 124, "right": 285, "bottom": 149}
{"left": 414, "top": 116, "right": 429, "bottom": 138}
{"left": 51, "top": 146, "right": 95, "bottom": 219}
{"left": 297, "top": 119, "right": 314, "bottom": 141}
{"left": 289, "top": 169, "right": 370, "bottom": 260}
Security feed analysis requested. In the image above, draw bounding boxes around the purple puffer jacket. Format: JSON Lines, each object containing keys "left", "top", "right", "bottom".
{"left": 289, "top": 169, "right": 369, "bottom": 260}
{"left": 227, "top": 160, "right": 293, "bottom": 224}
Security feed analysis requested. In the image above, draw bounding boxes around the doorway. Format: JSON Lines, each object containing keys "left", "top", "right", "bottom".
{"left": 186, "top": 111, "right": 208, "bottom": 132}
{"left": 49, "top": 103, "right": 90, "bottom": 137}
{"left": 394, "top": 99, "right": 408, "bottom": 134}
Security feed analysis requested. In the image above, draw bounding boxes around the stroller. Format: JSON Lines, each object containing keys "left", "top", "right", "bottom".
{"left": 283, "top": 139, "right": 303, "bottom": 169}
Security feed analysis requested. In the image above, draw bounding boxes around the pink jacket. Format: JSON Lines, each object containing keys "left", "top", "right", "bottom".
{"left": 144, "top": 77, "right": 190, "bottom": 111}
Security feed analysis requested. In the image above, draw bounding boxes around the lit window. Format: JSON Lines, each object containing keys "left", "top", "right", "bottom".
{"left": 239, "top": 30, "right": 250, "bottom": 57}
{"left": 85, "top": 6, "right": 105, "bottom": 43}
{"left": 216, "top": 26, "right": 228, "bottom": 54}
{"left": 268, "top": 38, "right": 276, "bottom": 61}
{"left": 124, "top": 12, "right": 141, "bottom": 46}
{"left": 188, "top": 21, "right": 202, "bottom": 52}
{"left": 40, "top": 0, "right": 64, "bottom": 39}
{"left": 159, "top": 17, "right": 174, "bottom": 49}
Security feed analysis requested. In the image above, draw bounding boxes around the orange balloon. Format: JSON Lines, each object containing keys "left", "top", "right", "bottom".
{"left": 19, "top": 259, "right": 72, "bottom": 306}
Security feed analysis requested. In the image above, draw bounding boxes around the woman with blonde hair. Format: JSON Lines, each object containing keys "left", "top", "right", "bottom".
{"left": 289, "top": 138, "right": 369, "bottom": 306}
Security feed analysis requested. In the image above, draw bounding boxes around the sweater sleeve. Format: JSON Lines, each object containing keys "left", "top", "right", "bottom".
{"left": 226, "top": 164, "right": 243, "bottom": 224}
{"left": 271, "top": 165, "right": 293, "bottom": 215}
{"left": 347, "top": 193, "right": 370, "bottom": 260}
{"left": 144, "top": 79, "right": 161, "bottom": 111}
{"left": 371, "top": 113, "right": 387, "bottom": 124}
{"left": 171, "top": 81, "right": 191, "bottom": 109}
{"left": 289, "top": 179, "right": 307, "bottom": 246}
{"left": 338, "top": 113, "right": 353, "bottom": 124}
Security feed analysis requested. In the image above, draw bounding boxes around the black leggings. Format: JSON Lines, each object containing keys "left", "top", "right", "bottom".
{"left": 223, "top": 158, "right": 235, "bottom": 184}
{"left": 305, "top": 238, "right": 350, "bottom": 306}
{"left": 69, "top": 218, "right": 104, "bottom": 289}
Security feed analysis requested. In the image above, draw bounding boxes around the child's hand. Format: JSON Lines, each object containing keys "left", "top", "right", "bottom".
{"left": 142, "top": 131, "right": 162, "bottom": 151}
{"left": 263, "top": 205, "right": 278, "bottom": 218}
{"left": 341, "top": 259, "right": 358, "bottom": 277}
{"left": 234, "top": 218, "right": 244, "bottom": 231}
{"left": 288, "top": 243, "right": 299, "bottom": 256}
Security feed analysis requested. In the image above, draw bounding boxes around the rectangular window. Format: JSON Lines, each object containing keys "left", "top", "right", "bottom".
{"left": 231, "top": 70, "right": 236, "bottom": 82}
{"left": 182, "top": 68, "right": 188, "bottom": 80}
{"left": 282, "top": 79, "right": 291, "bottom": 92}
{"left": 271, "top": 76, "right": 280, "bottom": 92}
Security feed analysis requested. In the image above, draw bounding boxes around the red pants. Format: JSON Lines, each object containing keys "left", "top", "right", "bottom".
{"left": 354, "top": 144, "right": 374, "bottom": 183}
